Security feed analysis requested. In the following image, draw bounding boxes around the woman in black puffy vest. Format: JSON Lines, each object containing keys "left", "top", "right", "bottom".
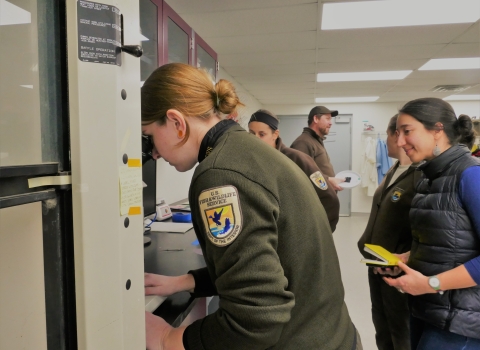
{"left": 383, "top": 98, "right": 480, "bottom": 350}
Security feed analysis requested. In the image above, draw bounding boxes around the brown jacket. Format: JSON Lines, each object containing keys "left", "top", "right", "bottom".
{"left": 358, "top": 161, "right": 421, "bottom": 258}
{"left": 276, "top": 138, "right": 339, "bottom": 232}
{"left": 290, "top": 127, "right": 335, "bottom": 178}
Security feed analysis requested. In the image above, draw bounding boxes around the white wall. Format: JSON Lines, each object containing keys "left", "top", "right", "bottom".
{"left": 265, "top": 100, "right": 480, "bottom": 213}
{"left": 155, "top": 67, "right": 263, "bottom": 205}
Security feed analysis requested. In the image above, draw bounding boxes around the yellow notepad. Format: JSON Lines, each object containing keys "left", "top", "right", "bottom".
{"left": 360, "top": 244, "right": 400, "bottom": 266}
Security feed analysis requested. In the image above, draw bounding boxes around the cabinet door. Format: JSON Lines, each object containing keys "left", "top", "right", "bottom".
{"left": 140, "top": 0, "right": 162, "bottom": 83}
{"left": 163, "top": 1, "right": 192, "bottom": 65}
{"left": 0, "top": 1, "right": 75, "bottom": 349}
{"left": 195, "top": 34, "right": 218, "bottom": 81}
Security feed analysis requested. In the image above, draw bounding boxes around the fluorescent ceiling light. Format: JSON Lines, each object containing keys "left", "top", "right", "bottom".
{"left": 20, "top": 85, "right": 33, "bottom": 89}
{"left": 321, "top": 0, "right": 480, "bottom": 30}
{"left": 0, "top": 0, "right": 31, "bottom": 26}
{"left": 317, "top": 71, "right": 412, "bottom": 82}
{"left": 419, "top": 58, "right": 480, "bottom": 70}
{"left": 444, "top": 94, "right": 480, "bottom": 101}
{"left": 315, "top": 96, "right": 379, "bottom": 103}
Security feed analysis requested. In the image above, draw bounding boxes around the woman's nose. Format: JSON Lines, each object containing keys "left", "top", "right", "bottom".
{"left": 152, "top": 148, "right": 161, "bottom": 160}
{"left": 396, "top": 133, "right": 405, "bottom": 147}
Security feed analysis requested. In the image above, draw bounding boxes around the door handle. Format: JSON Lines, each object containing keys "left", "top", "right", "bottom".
{"left": 121, "top": 45, "right": 143, "bottom": 58}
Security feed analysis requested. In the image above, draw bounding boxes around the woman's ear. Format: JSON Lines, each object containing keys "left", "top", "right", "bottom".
{"left": 165, "top": 109, "right": 187, "bottom": 138}
{"left": 274, "top": 129, "right": 280, "bottom": 138}
{"left": 433, "top": 122, "right": 445, "bottom": 141}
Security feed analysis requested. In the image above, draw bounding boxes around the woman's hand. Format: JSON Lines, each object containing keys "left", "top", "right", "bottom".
{"left": 145, "top": 273, "right": 195, "bottom": 296}
{"left": 145, "top": 312, "right": 186, "bottom": 350}
{"left": 373, "top": 251, "right": 410, "bottom": 276}
{"left": 145, "top": 312, "right": 171, "bottom": 350}
{"left": 383, "top": 261, "right": 435, "bottom": 295}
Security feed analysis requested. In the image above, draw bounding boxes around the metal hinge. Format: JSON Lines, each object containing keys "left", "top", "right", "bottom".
{"left": 216, "top": 61, "right": 219, "bottom": 71}
{"left": 190, "top": 37, "right": 194, "bottom": 50}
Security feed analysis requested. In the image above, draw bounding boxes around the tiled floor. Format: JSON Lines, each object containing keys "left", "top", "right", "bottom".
{"left": 333, "top": 213, "right": 377, "bottom": 350}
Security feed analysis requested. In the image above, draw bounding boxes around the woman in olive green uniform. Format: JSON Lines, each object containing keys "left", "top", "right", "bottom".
{"left": 142, "top": 63, "right": 361, "bottom": 350}
{"left": 248, "top": 109, "right": 340, "bottom": 232}
{"left": 358, "top": 115, "right": 420, "bottom": 350}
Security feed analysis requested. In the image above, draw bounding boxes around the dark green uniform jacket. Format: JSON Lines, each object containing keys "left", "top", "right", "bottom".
{"left": 291, "top": 127, "right": 335, "bottom": 178}
{"left": 358, "top": 161, "right": 421, "bottom": 257}
{"left": 276, "top": 137, "right": 340, "bottom": 232}
{"left": 184, "top": 124, "right": 355, "bottom": 350}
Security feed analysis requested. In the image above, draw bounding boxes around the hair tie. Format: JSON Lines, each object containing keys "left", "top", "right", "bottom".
{"left": 215, "top": 92, "right": 220, "bottom": 109}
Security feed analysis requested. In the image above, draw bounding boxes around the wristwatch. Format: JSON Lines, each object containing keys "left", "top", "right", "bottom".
{"left": 428, "top": 275, "right": 444, "bottom": 295}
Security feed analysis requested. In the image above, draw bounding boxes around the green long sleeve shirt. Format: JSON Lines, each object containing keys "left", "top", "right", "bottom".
{"left": 183, "top": 125, "right": 355, "bottom": 350}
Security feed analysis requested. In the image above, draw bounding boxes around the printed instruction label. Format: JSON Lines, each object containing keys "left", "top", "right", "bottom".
{"left": 77, "top": 0, "right": 122, "bottom": 65}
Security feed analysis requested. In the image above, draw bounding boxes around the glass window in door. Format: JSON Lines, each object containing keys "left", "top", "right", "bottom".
{"left": 167, "top": 18, "right": 189, "bottom": 64}
{"left": 139, "top": 0, "right": 158, "bottom": 84}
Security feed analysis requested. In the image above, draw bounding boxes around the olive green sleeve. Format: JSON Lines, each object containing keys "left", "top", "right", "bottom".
{"left": 183, "top": 169, "right": 295, "bottom": 350}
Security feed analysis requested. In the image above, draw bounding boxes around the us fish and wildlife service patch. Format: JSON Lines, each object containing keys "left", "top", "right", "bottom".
{"left": 310, "top": 171, "right": 328, "bottom": 190}
{"left": 391, "top": 187, "right": 405, "bottom": 202}
{"left": 199, "top": 185, "right": 243, "bottom": 247}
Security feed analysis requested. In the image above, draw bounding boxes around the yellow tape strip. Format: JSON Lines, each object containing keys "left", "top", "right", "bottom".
{"left": 128, "top": 206, "right": 141, "bottom": 215}
{"left": 28, "top": 175, "right": 72, "bottom": 188}
{"left": 128, "top": 159, "right": 141, "bottom": 167}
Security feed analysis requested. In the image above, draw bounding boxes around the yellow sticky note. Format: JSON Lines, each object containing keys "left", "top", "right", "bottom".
{"left": 128, "top": 159, "right": 141, "bottom": 167}
{"left": 128, "top": 206, "right": 142, "bottom": 215}
{"left": 119, "top": 166, "right": 142, "bottom": 215}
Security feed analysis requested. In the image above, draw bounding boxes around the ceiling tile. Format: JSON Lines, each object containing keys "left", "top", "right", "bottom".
{"left": 220, "top": 50, "right": 316, "bottom": 67}
{"left": 315, "top": 59, "right": 428, "bottom": 73}
{"left": 258, "top": 97, "right": 316, "bottom": 104}
{"left": 248, "top": 88, "right": 316, "bottom": 95}
{"left": 434, "top": 43, "right": 480, "bottom": 58}
{"left": 453, "top": 21, "right": 480, "bottom": 43}
{"left": 317, "top": 45, "right": 445, "bottom": 62}
{"left": 225, "top": 63, "right": 315, "bottom": 76}
{"left": 406, "top": 69, "right": 480, "bottom": 81}
{"left": 318, "top": 24, "right": 472, "bottom": 48}
{"left": 179, "top": 3, "right": 318, "bottom": 38}
{"left": 234, "top": 74, "right": 314, "bottom": 84}
{"left": 167, "top": 0, "right": 314, "bottom": 14}
{"left": 244, "top": 81, "right": 315, "bottom": 90}
{"left": 208, "top": 31, "right": 316, "bottom": 55}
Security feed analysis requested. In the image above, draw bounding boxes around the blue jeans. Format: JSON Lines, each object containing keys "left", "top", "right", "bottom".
{"left": 411, "top": 316, "right": 480, "bottom": 350}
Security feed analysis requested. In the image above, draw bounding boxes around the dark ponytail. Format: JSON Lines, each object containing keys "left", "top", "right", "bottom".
{"left": 455, "top": 114, "right": 475, "bottom": 149}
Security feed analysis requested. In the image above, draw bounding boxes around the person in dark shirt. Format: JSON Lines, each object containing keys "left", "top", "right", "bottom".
{"left": 141, "top": 63, "right": 360, "bottom": 350}
{"left": 248, "top": 109, "right": 340, "bottom": 232}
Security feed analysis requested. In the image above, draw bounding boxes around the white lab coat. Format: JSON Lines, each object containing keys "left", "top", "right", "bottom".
{"left": 361, "top": 137, "right": 378, "bottom": 196}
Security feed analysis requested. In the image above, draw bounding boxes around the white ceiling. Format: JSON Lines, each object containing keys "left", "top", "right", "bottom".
{"left": 166, "top": 0, "right": 480, "bottom": 105}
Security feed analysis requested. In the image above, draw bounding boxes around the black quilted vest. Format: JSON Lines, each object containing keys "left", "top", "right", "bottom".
{"left": 409, "top": 145, "right": 480, "bottom": 339}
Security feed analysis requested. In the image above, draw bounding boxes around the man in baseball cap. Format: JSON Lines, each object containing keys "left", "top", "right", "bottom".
{"left": 291, "top": 106, "right": 345, "bottom": 191}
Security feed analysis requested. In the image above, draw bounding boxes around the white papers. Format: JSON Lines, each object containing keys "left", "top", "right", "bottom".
{"left": 150, "top": 221, "right": 193, "bottom": 233}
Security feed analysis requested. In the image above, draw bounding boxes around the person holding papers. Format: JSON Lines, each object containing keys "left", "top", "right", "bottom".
{"left": 358, "top": 114, "right": 419, "bottom": 350}
{"left": 141, "top": 63, "right": 360, "bottom": 350}
{"left": 383, "top": 98, "right": 480, "bottom": 349}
